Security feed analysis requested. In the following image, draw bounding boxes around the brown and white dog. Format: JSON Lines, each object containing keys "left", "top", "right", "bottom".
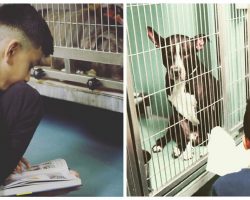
{"left": 147, "top": 26, "right": 222, "bottom": 159}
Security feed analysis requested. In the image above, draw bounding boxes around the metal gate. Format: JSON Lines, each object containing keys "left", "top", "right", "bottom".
{"left": 33, "top": 4, "right": 123, "bottom": 90}
{"left": 127, "top": 4, "right": 250, "bottom": 196}
{"left": 25, "top": 4, "right": 124, "bottom": 113}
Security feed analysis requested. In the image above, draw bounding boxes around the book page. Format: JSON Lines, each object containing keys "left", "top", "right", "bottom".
{"left": 4, "top": 172, "right": 76, "bottom": 189}
{"left": 206, "top": 126, "right": 250, "bottom": 176}
{"left": 5, "top": 158, "right": 69, "bottom": 184}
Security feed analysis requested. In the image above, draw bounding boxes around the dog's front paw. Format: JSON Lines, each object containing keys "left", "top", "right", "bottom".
{"left": 172, "top": 147, "right": 181, "bottom": 158}
{"left": 152, "top": 145, "right": 162, "bottom": 153}
{"left": 183, "top": 141, "right": 194, "bottom": 160}
{"left": 182, "top": 149, "right": 193, "bottom": 160}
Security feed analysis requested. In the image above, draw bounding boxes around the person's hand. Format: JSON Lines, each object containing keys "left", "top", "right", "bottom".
{"left": 70, "top": 170, "right": 80, "bottom": 178}
{"left": 14, "top": 157, "right": 31, "bottom": 174}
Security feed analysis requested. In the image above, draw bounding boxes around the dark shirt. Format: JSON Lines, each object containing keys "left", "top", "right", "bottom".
{"left": 212, "top": 168, "right": 250, "bottom": 196}
{"left": 0, "top": 82, "right": 43, "bottom": 185}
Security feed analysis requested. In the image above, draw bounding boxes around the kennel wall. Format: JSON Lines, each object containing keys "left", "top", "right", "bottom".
{"left": 127, "top": 4, "right": 250, "bottom": 196}
{"left": 29, "top": 4, "right": 123, "bottom": 113}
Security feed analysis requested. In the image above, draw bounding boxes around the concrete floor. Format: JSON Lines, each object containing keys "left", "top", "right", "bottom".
{"left": 24, "top": 96, "right": 123, "bottom": 196}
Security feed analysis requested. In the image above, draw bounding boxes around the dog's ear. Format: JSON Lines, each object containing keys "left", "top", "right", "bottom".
{"left": 147, "top": 26, "right": 164, "bottom": 48}
{"left": 193, "top": 34, "right": 210, "bottom": 51}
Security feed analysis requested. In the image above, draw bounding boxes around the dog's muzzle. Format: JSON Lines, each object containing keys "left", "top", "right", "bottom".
{"left": 170, "top": 66, "right": 183, "bottom": 80}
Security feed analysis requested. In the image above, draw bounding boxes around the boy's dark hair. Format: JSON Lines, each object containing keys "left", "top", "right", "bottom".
{"left": 0, "top": 4, "right": 53, "bottom": 56}
{"left": 244, "top": 99, "right": 250, "bottom": 139}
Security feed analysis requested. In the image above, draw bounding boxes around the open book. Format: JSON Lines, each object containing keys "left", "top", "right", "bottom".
{"left": 0, "top": 158, "right": 81, "bottom": 196}
{"left": 206, "top": 126, "right": 250, "bottom": 176}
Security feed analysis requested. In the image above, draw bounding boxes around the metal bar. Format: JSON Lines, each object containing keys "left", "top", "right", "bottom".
{"left": 127, "top": 123, "right": 144, "bottom": 196}
{"left": 176, "top": 3, "right": 188, "bottom": 169}
{"left": 115, "top": 5, "right": 118, "bottom": 53}
{"left": 229, "top": 121, "right": 243, "bottom": 133}
{"left": 94, "top": 4, "right": 97, "bottom": 51}
{"left": 135, "top": 3, "right": 164, "bottom": 190}
{"left": 81, "top": 4, "right": 85, "bottom": 50}
{"left": 75, "top": 4, "right": 80, "bottom": 48}
{"left": 127, "top": 51, "right": 150, "bottom": 196}
{"left": 130, "top": 3, "right": 160, "bottom": 191}
{"left": 164, "top": 4, "right": 180, "bottom": 178}
{"left": 194, "top": 4, "right": 207, "bottom": 158}
{"left": 160, "top": 3, "right": 176, "bottom": 180}
{"left": 244, "top": 7, "right": 248, "bottom": 104}
{"left": 63, "top": 4, "right": 67, "bottom": 47}
{"left": 69, "top": 4, "right": 73, "bottom": 48}
{"left": 63, "top": 58, "right": 70, "bottom": 73}
{"left": 87, "top": 4, "right": 91, "bottom": 50}
{"left": 149, "top": 4, "right": 165, "bottom": 187}
{"left": 240, "top": 7, "right": 246, "bottom": 123}
{"left": 211, "top": 4, "right": 222, "bottom": 130}
{"left": 37, "top": 68, "right": 123, "bottom": 91}
{"left": 108, "top": 4, "right": 111, "bottom": 52}
{"left": 190, "top": 3, "right": 201, "bottom": 160}
{"left": 201, "top": 4, "right": 212, "bottom": 157}
{"left": 158, "top": 2, "right": 171, "bottom": 182}
{"left": 214, "top": 4, "right": 224, "bottom": 128}
{"left": 232, "top": 5, "right": 237, "bottom": 127}
{"left": 217, "top": 5, "right": 229, "bottom": 130}
{"left": 57, "top": 4, "right": 62, "bottom": 47}
{"left": 227, "top": 5, "right": 232, "bottom": 128}
{"left": 28, "top": 78, "right": 123, "bottom": 113}
{"left": 246, "top": 6, "right": 249, "bottom": 101}
{"left": 53, "top": 46, "right": 123, "bottom": 65}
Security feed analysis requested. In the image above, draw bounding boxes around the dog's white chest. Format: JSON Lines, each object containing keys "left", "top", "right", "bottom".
{"left": 168, "top": 81, "right": 200, "bottom": 125}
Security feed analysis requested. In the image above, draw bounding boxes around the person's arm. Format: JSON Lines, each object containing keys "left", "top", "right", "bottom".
{"left": 0, "top": 82, "right": 43, "bottom": 185}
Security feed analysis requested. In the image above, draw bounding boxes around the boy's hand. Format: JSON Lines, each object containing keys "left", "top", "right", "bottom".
{"left": 14, "top": 157, "right": 31, "bottom": 174}
{"left": 70, "top": 170, "right": 80, "bottom": 178}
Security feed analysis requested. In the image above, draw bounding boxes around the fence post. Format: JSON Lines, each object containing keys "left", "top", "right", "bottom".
{"left": 127, "top": 56, "right": 149, "bottom": 196}
{"left": 217, "top": 5, "right": 229, "bottom": 130}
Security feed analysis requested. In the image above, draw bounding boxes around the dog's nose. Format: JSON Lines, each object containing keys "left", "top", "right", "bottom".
{"left": 174, "top": 70, "right": 179, "bottom": 77}
{"left": 171, "top": 67, "right": 180, "bottom": 76}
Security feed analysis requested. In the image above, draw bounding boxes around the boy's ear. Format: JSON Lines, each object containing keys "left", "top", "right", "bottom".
{"left": 243, "top": 135, "right": 250, "bottom": 150}
{"left": 4, "top": 40, "right": 21, "bottom": 65}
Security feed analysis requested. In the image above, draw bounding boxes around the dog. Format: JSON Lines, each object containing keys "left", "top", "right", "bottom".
{"left": 147, "top": 26, "right": 222, "bottom": 160}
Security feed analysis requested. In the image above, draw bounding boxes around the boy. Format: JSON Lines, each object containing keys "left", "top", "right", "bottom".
{"left": 212, "top": 99, "right": 250, "bottom": 196}
{"left": 0, "top": 4, "right": 53, "bottom": 184}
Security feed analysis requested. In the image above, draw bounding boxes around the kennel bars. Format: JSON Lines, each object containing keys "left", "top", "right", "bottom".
{"left": 127, "top": 4, "right": 250, "bottom": 196}
{"left": 29, "top": 4, "right": 123, "bottom": 112}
